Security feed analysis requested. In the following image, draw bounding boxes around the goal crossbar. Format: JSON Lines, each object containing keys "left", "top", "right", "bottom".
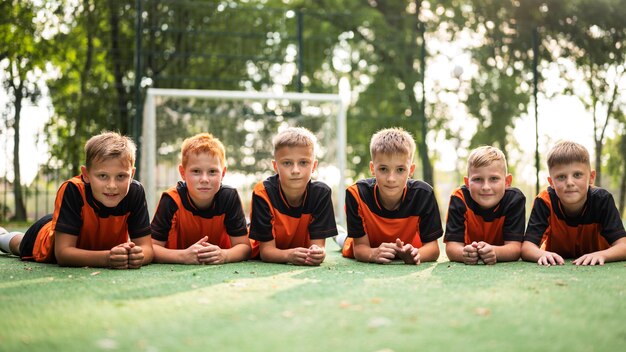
{"left": 141, "top": 88, "right": 348, "bottom": 226}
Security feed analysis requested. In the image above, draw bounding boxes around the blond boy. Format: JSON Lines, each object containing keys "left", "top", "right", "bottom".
{"left": 522, "top": 140, "right": 626, "bottom": 266}
{"left": 0, "top": 132, "right": 153, "bottom": 269}
{"left": 341, "top": 127, "right": 442, "bottom": 264}
{"left": 150, "top": 133, "right": 250, "bottom": 264}
{"left": 444, "top": 146, "right": 525, "bottom": 264}
{"left": 248, "top": 127, "right": 337, "bottom": 265}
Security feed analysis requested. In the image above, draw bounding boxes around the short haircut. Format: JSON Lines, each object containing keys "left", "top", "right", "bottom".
{"left": 467, "top": 146, "right": 508, "bottom": 175}
{"left": 272, "top": 126, "right": 317, "bottom": 156}
{"left": 180, "top": 133, "right": 226, "bottom": 168}
{"left": 546, "top": 140, "right": 590, "bottom": 170}
{"left": 369, "top": 127, "right": 415, "bottom": 161}
{"left": 85, "top": 131, "right": 136, "bottom": 169}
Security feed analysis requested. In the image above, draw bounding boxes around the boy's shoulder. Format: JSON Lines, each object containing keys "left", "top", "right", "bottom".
{"left": 588, "top": 186, "right": 614, "bottom": 200}
{"left": 406, "top": 178, "right": 435, "bottom": 193}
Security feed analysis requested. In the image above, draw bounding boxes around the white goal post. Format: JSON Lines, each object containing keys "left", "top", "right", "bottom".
{"left": 141, "top": 88, "right": 348, "bottom": 226}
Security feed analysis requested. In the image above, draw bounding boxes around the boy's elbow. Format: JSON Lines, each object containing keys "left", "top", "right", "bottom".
{"left": 444, "top": 244, "right": 457, "bottom": 262}
{"left": 423, "top": 247, "right": 440, "bottom": 262}
{"left": 54, "top": 247, "right": 73, "bottom": 267}
{"left": 520, "top": 241, "right": 536, "bottom": 261}
{"left": 143, "top": 249, "right": 154, "bottom": 265}
{"left": 420, "top": 241, "right": 440, "bottom": 262}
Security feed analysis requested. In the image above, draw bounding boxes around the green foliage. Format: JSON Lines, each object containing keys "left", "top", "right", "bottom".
{"left": 46, "top": 0, "right": 138, "bottom": 177}
{"left": 4, "top": 0, "right": 625, "bottom": 200}
{"left": 300, "top": 0, "right": 438, "bottom": 182}
{"left": 541, "top": 0, "right": 626, "bottom": 185}
{"left": 0, "top": 0, "right": 51, "bottom": 220}
{"left": 445, "top": 0, "right": 541, "bottom": 158}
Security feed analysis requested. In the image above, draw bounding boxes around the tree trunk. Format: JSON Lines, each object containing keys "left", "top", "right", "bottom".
{"left": 416, "top": 19, "right": 433, "bottom": 187}
{"left": 617, "top": 168, "right": 626, "bottom": 215}
{"left": 595, "top": 140, "right": 602, "bottom": 187}
{"left": 12, "top": 81, "right": 27, "bottom": 221}
{"left": 108, "top": 0, "right": 128, "bottom": 133}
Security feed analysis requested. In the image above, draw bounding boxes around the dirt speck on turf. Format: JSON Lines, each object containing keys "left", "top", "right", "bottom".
{"left": 282, "top": 310, "right": 294, "bottom": 318}
{"left": 96, "top": 338, "right": 118, "bottom": 350}
{"left": 555, "top": 279, "right": 567, "bottom": 286}
{"left": 474, "top": 307, "right": 491, "bottom": 317}
{"left": 367, "top": 316, "right": 392, "bottom": 329}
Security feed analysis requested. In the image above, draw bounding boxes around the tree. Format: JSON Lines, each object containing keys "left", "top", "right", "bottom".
{"left": 46, "top": 0, "right": 138, "bottom": 178}
{"left": 606, "top": 110, "right": 626, "bottom": 214}
{"left": 0, "top": 1, "right": 48, "bottom": 220}
{"left": 300, "top": 0, "right": 439, "bottom": 184}
{"left": 439, "top": 0, "right": 553, "bottom": 164}
{"left": 543, "top": 0, "right": 626, "bottom": 186}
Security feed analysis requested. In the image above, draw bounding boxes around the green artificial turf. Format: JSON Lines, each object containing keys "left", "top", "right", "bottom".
{"left": 1, "top": 240, "right": 625, "bottom": 352}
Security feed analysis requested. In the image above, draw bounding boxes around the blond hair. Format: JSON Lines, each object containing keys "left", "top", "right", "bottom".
{"left": 546, "top": 140, "right": 590, "bottom": 170}
{"left": 85, "top": 131, "right": 136, "bottom": 169}
{"left": 272, "top": 126, "right": 317, "bottom": 155}
{"left": 369, "top": 127, "right": 416, "bottom": 161}
{"left": 467, "top": 146, "right": 508, "bottom": 175}
{"left": 180, "top": 133, "right": 226, "bottom": 168}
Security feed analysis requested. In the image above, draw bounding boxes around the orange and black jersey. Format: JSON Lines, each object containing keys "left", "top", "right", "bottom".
{"left": 21, "top": 175, "right": 151, "bottom": 262}
{"left": 248, "top": 174, "right": 337, "bottom": 249}
{"left": 444, "top": 186, "right": 525, "bottom": 245}
{"left": 151, "top": 181, "right": 248, "bottom": 249}
{"left": 525, "top": 187, "right": 626, "bottom": 258}
{"left": 342, "top": 178, "right": 443, "bottom": 258}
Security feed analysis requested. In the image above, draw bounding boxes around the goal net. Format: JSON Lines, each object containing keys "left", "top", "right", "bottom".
{"left": 141, "top": 88, "right": 347, "bottom": 226}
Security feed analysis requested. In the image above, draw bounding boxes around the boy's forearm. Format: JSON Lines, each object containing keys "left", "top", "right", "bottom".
{"left": 419, "top": 241, "right": 440, "bottom": 262}
{"left": 225, "top": 243, "right": 251, "bottom": 263}
{"left": 521, "top": 241, "right": 542, "bottom": 262}
{"left": 353, "top": 244, "right": 376, "bottom": 263}
{"left": 493, "top": 241, "right": 522, "bottom": 262}
{"left": 445, "top": 241, "right": 466, "bottom": 262}
{"left": 598, "top": 238, "right": 626, "bottom": 263}
{"left": 259, "top": 245, "right": 291, "bottom": 263}
{"left": 56, "top": 247, "right": 111, "bottom": 268}
{"left": 152, "top": 244, "right": 198, "bottom": 264}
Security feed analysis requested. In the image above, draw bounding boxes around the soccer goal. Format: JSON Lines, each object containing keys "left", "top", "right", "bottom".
{"left": 141, "top": 88, "right": 348, "bottom": 226}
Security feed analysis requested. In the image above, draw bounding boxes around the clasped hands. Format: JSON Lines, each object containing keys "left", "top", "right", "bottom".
{"left": 373, "top": 239, "right": 420, "bottom": 264}
{"left": 462, "top": 241, "right": 496, "bottom": 265}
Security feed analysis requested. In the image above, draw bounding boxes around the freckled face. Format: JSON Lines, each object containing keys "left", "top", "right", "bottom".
{"left": 81, "top": 158, "right": 135, "bottom": 208}
{"left": 464, "top": 161, "right": 511, "bottom": 210}
{"left": 370, "top": 153, "right": 415, "bottom": 207}
{"left": 548, "top": 162, "right": 595, "bottom": 214}
{"left": 179, "top": 152, "right": 226, "bottom": 209}
{"left": 272, "top": 146, "right": 317, "bottom": 196}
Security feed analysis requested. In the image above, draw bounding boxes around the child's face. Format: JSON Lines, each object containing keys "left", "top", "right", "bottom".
{"left": 81, "top": 158, "right": 135, "bottom": 208}
{"left": 272, "top": 146, "right": 317, "bottom": 195}
{"left": 548, "top": 162, "right": 595, "bottom": 213}
{"left": 464, "top": 161, "right": 511, "bottom": 210}
{"left": 370, "top": 153, "right": 415, "bottom": 204}
{"left": 179, "top": 152, "right": 225, "bottom": 209}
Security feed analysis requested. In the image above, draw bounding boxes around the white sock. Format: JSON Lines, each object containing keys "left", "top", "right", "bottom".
{"left": 334, "top": 226, "right": 348, "bottom": 249}
{"left": 0, "top": 231, "right": 20, "bottom": 253}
